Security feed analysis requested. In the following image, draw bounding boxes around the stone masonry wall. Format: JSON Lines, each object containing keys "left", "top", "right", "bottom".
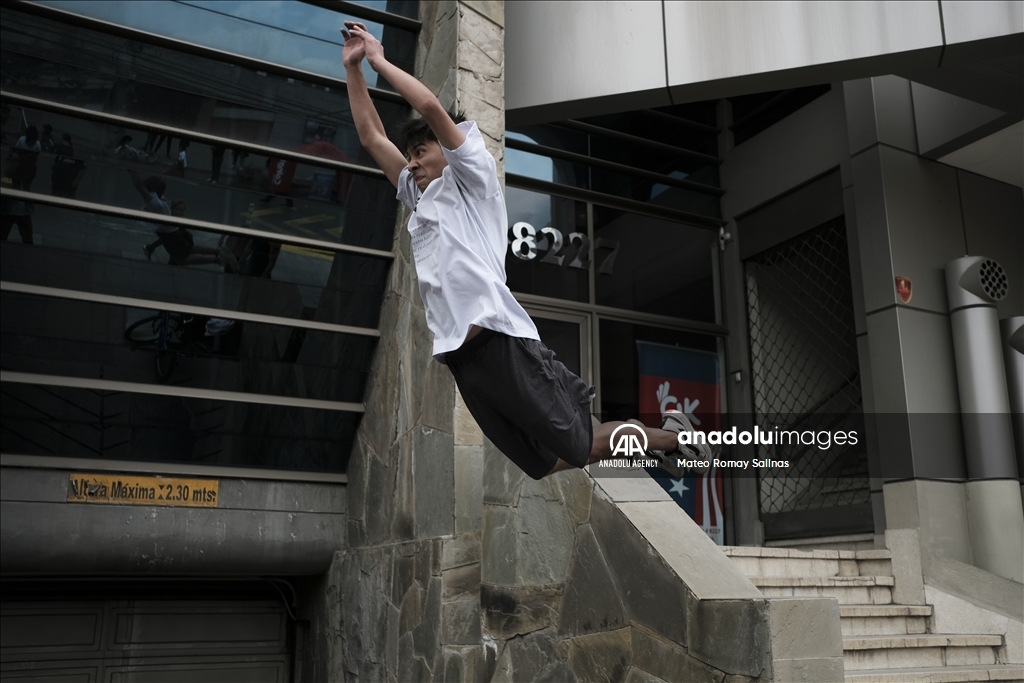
{"left": 323, "top": 3, "right": 506, "bottom": 682}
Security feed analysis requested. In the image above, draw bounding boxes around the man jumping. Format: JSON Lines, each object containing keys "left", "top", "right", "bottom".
{"left": 342, "top": 22, "right": 711, "bottom": 479}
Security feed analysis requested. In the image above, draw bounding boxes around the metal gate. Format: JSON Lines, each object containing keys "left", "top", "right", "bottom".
{"left": 743, "top": 217, "right": 871, "bottom": 540}
{"left": 1, "top": 585, "right": 291, "bottom": 682}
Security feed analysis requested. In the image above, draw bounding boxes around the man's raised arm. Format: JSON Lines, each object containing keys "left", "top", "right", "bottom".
{"left": 343, "top": 21, "right": 466, "bottom": 153}
{"left": 341, "top": 24, "right": 407, "bottom": 187}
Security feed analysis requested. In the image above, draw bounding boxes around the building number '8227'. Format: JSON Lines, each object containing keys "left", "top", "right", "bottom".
{"left": 507, "top": 221, "right": 621, "bottom": 274}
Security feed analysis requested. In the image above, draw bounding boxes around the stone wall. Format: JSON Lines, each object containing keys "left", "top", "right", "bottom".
{"left": 481, "top": 455, "right": 842, "bottom": 683}
{"left": 309, "top": 2, "right": 506, "bottom": 681}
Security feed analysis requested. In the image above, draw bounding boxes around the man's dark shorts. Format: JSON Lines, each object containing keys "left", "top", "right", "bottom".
{"left": 161, "top": 228, "right": 194, "bottom": 265}
{"left": 446, "top": 330, "right": 593, "bottom": 480}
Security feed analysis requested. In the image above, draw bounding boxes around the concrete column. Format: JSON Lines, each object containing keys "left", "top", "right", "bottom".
{"left": 945, "top": 257, "right": 1023, "bottom": 583}
{"left": 1002, "top": 317, "right": 1024, "bottom": 508}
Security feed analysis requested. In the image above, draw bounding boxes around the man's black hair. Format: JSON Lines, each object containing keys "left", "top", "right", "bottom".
{"left": 396, "top": 110, "right": 466, "bottom": 154}
{"left": 143, "top": 176, "right": 166, "bottom": 197}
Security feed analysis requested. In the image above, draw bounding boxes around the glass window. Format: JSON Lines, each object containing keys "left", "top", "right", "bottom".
{"left": 593, "top": 205, "right": 718, "bottom": 322}
{"left": 0, "top": 103, "right": 399, "bottom": 251}
{"left": 0, "top": 205, "right": 390, "bottom": 330}
{"left": 505, "top": 188, "right": 588, "bottom": 303}
{"left": 598, "top": 319, "right": 717, "bottom": 423}
{"left": 29, "top": 1, "right": 416, "bottom": 88}
{"left": 533, "top": 316, "right": 582, "bottom": 380}
{"left": 1, "top": 294, "right": 376, "bottom": 403}
{"left": 348, "top": 1, "right": 420, "bottom": 20}
{"left": 0, "top": 381, "right": 359, "bottom": 473}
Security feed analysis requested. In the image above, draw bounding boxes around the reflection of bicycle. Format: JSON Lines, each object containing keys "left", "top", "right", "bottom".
{"left": 124, "top": 311, "right": 188, "bottom": 380}
{"left": 104, "top": 135, "right": 157, "bottom": 163}
{"left": 124, "top": 311, "right": 240, "bottom": 381}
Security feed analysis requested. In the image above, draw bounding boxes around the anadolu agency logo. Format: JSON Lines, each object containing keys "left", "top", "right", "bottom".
{"left": 609, "top": 423, "right": 648, "bottom": 458}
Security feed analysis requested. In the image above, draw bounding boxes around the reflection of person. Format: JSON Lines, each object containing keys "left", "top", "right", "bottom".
{"left": 51, "top": 134, "right": 86, "bottom": 198}
{"left": 342, "top": 22, "right": 712, "bottom": 478}
{"left": 39, "top": 124, "right": 55, "bottom": 153}
{"left": 2, "top": 125, "right": 42, "bottom": 244}
{"left": 207, "top": 144, "right": 226, "bottom": 184}
{"left": 131, "top": 170, "right": 234, "bottom": 268}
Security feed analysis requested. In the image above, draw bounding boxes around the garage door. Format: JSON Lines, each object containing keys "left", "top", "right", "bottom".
{"left": 1, "top": 589, "right": 290, "bottom": 682}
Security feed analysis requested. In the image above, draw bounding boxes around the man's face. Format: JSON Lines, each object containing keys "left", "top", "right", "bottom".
{"left": 406, "top": 139, "right": 448, "bottom": 192}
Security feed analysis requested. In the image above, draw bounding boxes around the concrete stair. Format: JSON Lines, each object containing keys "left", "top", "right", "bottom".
{"left": 722, "top": 543, "right": 1024, "bottom": 683}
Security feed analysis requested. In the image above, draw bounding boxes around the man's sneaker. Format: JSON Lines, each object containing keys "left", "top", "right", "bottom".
{"left": 623, "top": 418, "right": 686, "bottom": 477}
{"left": 661, "top": 411, "right": 712, "bottom": 473}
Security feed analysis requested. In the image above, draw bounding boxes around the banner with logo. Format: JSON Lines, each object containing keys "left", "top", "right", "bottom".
{"left": 636, "top": 341, "right": 725, "bottom": 545}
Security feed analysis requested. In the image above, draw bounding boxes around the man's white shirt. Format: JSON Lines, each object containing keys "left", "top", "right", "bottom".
{"left": 397, "top": 120, "right": 539, "bottom": 361}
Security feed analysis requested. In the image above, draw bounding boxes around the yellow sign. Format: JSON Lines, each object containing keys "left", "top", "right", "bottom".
{"left": 67, "top": 473, "right": 219, "bottom": 507}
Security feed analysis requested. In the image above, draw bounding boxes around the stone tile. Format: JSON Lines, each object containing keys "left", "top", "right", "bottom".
{"left": 688, "top": 597, "right": 772, "bottom": 677}
{"left": 394, "top": 552, "right": 417, "bottom": 605}
{"left": 481, "top": 583, "right": 563, "bottom": 638}
{"left": 589, "top": 496, "right": 688, "bottom": 646}
{"left": 454, "top": 445, "right": 483, "bottom": 534}
{"left": 387, "top": 602, "right": 400, "bottom": 674}
{"left": 457, "top": 7, "right": 502, "bottom": 78}
{"left": 557, "top": 469, "right": 593, "bottom": 525}
{"left": 441, "top": 599, "right": 481, "bottom": 646}
{"left": 508, "top": 628, "right": 560, "bottom": 682}
{"left": 515, "top": 477, "right": 575, "bottom": 585}
{"left": 559, "top": 524, "right": 628, "bottom": 637}
{"left": 768, "top": 598, "right": 843, "bottom": 660}
{"left": 398, "top": 631, "right": 432, "bottom": 683}
{"left": 481, "top": 505, "right": 517, "bottom": 585}
{"left": 461, "top": 0, "right": 503, "bottom": 28}
{"left": 442, "top": 648, "right": 465, "bottom": 683}
{"left": 442, "top": 532, "right": 481, "bottom": 569}
{"left": 536, "top": 659, "right": 578, "bottom": 683}
{"left": 630, "top": 626, "right": 726, "bottom": 683}
{"left": 421, "top": 359, "right": 454, "bottom": 433}
{"left": 443, "top": 563, "right": 480, "bottom": 601}
{"left": 454, "top": 389, "right": 483, "bottom": 446}
{"left": 491, "top": 641, "right": 514, "bottom": 683}
{"left": 345, "top": 437, "right": 368, "bottom": 522}
{"left": 482, "top": 436, "right": 525, "bottom": 506}
{"left": 365, "top": 449, "right": 396, "bottom": 544}
{"left": 412, "top": 576, "right": 442, "bottom": 665}
{"left": 617, "top": 501, "right": 763, "bottom": 600}
{"left": 414, "top": 426, "right": 455, "bottom": 539}
{"left": 399, "top": 582, "right": 424, "bottom": 636}
{"left": 568, "top": 628, "right": 632, "bottom": 683}
{"left": 624, "top": 666, "right": 670, "bottom": 683}
{"left": 771, "top": 657, "right": 845, "bottom": 682}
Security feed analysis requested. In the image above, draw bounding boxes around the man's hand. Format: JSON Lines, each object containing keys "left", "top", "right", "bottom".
{"left": 341, "top": 22, "right": 384, "bottom": 71}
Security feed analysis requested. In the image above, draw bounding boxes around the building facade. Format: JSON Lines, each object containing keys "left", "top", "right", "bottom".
{"left": 1, "top": 1, "right": 1021, "bottom": 682}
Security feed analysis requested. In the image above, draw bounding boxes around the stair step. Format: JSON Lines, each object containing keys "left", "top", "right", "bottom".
{"left": 725, "top": 551, "right": 892, "bottom": 578}
{"left": 766, "top": 532, "right": 876, "bottom": 551}
{"left": 753, "top": 576, "right": 895, "bottom": 587}
{"left": 840, "top": 604, "right": 931, "bottom": 636}
{"left": 843, "top": 634, "right": 1003, "bottom": 671}
{"left": 753, "top": 575, "right": 894, "bottom": 605}
{"left": 724, "top": 546, "right": 890, "bottom": 560}
{"left": 844, "top": 634, "right": 1003, "bottom": 651}
{"left": 845, "top": 664, "right": 1024, "bottom": 682}
{"left": 840, "top": 605, "right": 932, "bottom": 617}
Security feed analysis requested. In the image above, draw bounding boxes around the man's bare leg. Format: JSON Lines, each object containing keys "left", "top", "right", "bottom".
{"left": 545, "top": 421, "right": 678, "bottom": 476}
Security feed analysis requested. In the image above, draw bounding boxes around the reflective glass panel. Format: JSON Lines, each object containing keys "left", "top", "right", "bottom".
{"left": 504, "top": 188, "right": 588, "bottom": 303}
{"left": 1, "top": 205, "right": 390, "bottom": 330}
{"left": 593, "top": 205, "right": 718, "bottom": 322}
{"left": 533, "top": 316, "right": 582, "bottom": 380}
{"left": 598, "top": 319, "right": 717, "bottom": 423}
{"left": 29, "top": 1, "right": 416, "bottom": 88}
{"left": 1, "top": 381, "right": 358, "bottom": 473}
{"left": 2, "top": 294, "right": 375, "bottom": 403}
{"left": 1, "top": 11, "right": 404, "bottom": 250}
